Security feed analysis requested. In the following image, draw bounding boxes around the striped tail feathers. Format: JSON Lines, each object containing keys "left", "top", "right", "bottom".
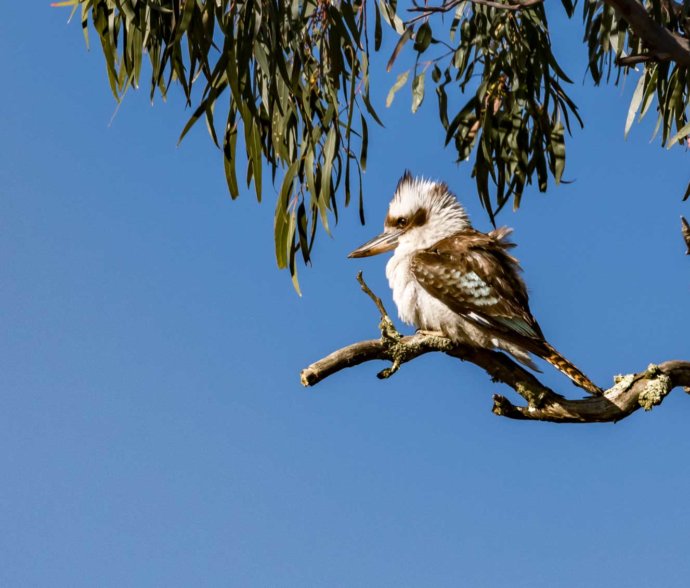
{"left": 539, "top": 341, "right": 602, "bottom": 395}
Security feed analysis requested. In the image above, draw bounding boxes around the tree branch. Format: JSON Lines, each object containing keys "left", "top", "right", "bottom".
{"left": 616, "top": 53, "right": 656, "bottom": 66}
{"left": 406, "top": 0, "right": 543, "bottom": 24}
{"left": 406, "top": 0, "right": 690, "bottom": 66}
{"left": 601, "top": 0, "right": 690, "bottom": 65}
{"left": 300, "top": 277, "right": 690, "bottom": 423}
{"left": 491, "top": 362, "right": 690, "bottom": 422}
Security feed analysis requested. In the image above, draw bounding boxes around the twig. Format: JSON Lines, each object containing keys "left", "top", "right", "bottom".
{"left": 356, "top": 271, "right": 389, "bottom": 320}
{"left": 616, "top": 53, "right": 656, "bottom": 66}
{"left": 405, "top": 0, "right": 543, "bottom": 24}
{"left": 408, "top": 0, "right": 542, "bottom": 15}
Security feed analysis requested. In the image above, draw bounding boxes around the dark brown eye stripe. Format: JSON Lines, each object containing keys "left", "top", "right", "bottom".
{"left": 410, "top": 208, "right": 427, "bottom": 227}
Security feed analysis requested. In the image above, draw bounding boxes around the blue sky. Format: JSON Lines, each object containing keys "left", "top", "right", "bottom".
{"left": 1, "top": 4, "right": 689, "bottom": 587}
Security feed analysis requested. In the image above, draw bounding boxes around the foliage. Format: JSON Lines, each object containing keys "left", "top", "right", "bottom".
{"left": 56, "top": 0, "right": 377, "bottom": 291}
{"left": 387, "top": 0, "right": 689, "bottom": 214}
{"left": 54, "top": 0, "right": 690, "bottom": 286}
{"left": 583, "top": 0, "right": 690, "bottom": 148}
{"left": 386, "top": 0, "right": 582, "bottom": 222}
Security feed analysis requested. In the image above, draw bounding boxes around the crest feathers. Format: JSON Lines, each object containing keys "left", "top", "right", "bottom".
{"left": 396, "top": 170, "right": 414, "bottom": 193}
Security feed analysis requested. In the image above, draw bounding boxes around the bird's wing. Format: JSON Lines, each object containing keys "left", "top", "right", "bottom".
{"left": 410, "top": 229, "right": 543, "bottom": 340}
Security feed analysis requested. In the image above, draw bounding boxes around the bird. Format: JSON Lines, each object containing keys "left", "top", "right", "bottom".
{"left": 348, "top": 171, "right": 601, "bottom": 395}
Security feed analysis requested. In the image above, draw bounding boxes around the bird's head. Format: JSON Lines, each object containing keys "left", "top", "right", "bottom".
{"left": 349, "top": 171, "right": 470, "bottom": 258}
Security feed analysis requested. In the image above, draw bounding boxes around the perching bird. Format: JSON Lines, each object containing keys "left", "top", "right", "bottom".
{"left": 349, "top": 171, "right": 601, "bottom": 395}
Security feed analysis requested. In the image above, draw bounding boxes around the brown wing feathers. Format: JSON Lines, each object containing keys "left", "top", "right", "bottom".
{"left": 411, "top": 228, "right": 602, "bottom": 394}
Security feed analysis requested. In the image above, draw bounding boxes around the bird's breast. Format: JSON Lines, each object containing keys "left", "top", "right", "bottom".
{"left": 385, "top": 250, "right": 493, "bottom": 347}
{"left": 385, "top": 253, "right": 420, "bottom": 326}
{"left": 386, "top": 252, "right": 454, "bottom": 333}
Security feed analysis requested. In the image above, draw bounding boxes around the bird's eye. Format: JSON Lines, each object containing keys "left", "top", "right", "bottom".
{"left": 396, "top": 217, "right": 408, "bottom": 229}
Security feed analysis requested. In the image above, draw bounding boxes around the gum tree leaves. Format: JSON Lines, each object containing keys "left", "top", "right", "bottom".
{"left": 385, "top": 2, "right": 582, "bottom": 221}
{"left": 66, "top": 0, "right": 378, "bottom": 291}
{"left": 584, "top": 0, "right": 690, "bottom": 153}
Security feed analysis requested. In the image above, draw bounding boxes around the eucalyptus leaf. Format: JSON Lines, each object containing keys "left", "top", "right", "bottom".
{"left": 625, "top": 75, "right": 645, "bottom": 139}
{"left": 386, "top": 70, "right": 410, "bottom": 108}
{"left": 411, "top": 71, "right": 425, "bottom": 113}
{"left": 414, "top": 22, "right": 432, "bottom": 54}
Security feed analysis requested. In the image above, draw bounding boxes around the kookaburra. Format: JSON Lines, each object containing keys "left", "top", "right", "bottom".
{"left": 349, "top": 171, "right": 601, "bottom": 395}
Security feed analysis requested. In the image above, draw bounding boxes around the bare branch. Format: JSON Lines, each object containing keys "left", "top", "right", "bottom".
{"left": 616, "top": 53, "right": 656, "bottom": 66}
{"left": 471, "top": 0, "right": 543, "bottom": 9}
{"left": 492, "top": 362, "right": 690, "bottom": 422}
{"left": 356, "top": 271, "right": 390, "bottom": 320}
{"left": 301, "top": 330, "right": 560, "bottom": 405}
{"left": 300, "top": 278, "right": 690, "bottom": 424}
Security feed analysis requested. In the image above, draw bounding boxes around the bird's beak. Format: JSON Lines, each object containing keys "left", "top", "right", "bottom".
{"left": 348, "top": 230, "right": 401, "bottom": 258}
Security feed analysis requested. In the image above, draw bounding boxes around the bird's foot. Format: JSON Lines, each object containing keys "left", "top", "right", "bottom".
{"left": 415, "top": 329, "right": 446, "bottom": 338}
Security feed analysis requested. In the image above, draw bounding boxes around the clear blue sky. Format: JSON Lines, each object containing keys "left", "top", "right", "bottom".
{"left": 2, "top": 5, "right": 689, "bottom": 587}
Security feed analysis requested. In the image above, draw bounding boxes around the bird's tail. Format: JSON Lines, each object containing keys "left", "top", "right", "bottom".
{"left": 540, "top": 342, "right": 602, "bottom": 395}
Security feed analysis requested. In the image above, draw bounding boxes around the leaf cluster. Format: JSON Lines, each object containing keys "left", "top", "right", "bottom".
{"left": 584, "top": 0, "right": 689, "bottom": 179}
{"left": 61, "top": 0, "right": 377, "bottom": 290}
{"left": 386, "top": 0, "right": 582, "bottom": 220}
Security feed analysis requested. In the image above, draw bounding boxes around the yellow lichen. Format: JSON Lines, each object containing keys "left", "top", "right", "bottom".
{"left": 638, "top": 373, "right": 671, "bottom": 411}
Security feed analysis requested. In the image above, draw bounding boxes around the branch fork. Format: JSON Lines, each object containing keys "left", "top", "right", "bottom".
{"left": 354, "top": 272, "right": 454, "bottom": 379}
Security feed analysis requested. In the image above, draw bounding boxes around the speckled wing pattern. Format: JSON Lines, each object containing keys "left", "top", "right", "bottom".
{"left": 410, "top": 227, "right": 543, "bottom": 343}
{"left": 410, "top": 227, "right": 602, "bottom": 395}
